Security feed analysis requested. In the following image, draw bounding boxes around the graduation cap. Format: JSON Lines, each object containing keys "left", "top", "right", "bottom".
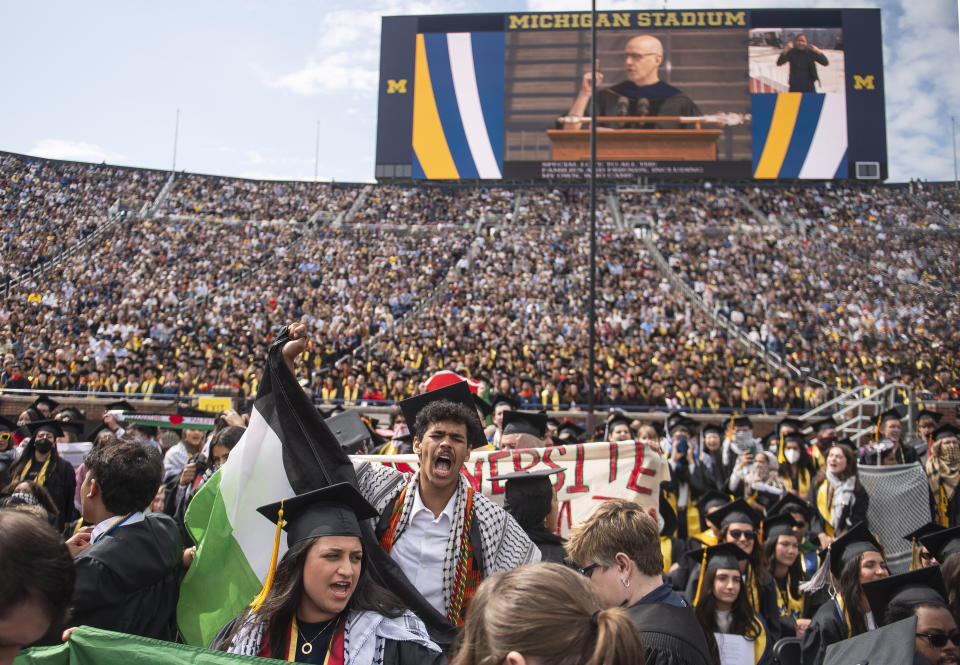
{"left": 762, "top": 513, "right": 801, "bottom": 544}
{"left": 812, "top": 415, "right": 838, "bottom": 432}
{"left": 326, "top": 410, "right": 385, "bottom": 455}
{"left": 489, "top": 393, "right": 519, "bottom": 411}
{"left": 700, "top": 423, "right": 723, "bottom": 438}
{"left": 768, "top": 494, "right": 813, "bottom": 522}
{"left": 30, "top": 396, "right": 59, "bottom": 414}
{"left": 750, "top": 485, "right": 784, "bottom": 514}
{"left": 25, "top": 420, "right": 64, "bottom": 438}
{"left": 0, "top": 415, "right": 17, "bottom": 432}
{"left": 698, "top": 491, "right": 732, "bottom": 530}
{"left": 671, "top": 417, "right": 697, "bottom": 436}
{"left": 822, "top": 616, "right": 918, "bottom": 665}
{"left": 916, "top": 409, "right": 943, "bottom": 425}
{"left": 729, "top": 415, "right": 752, "bottom": 429}
{"left": 665, "top": 412, "right": 689, "bottom": 431}
{"left": 862, "top": 566, "right": 948, "bottom": 626}
{"left": 103, "top": 400, "right": 135, "bottom": 413}
{"left": 84, "top": 422, "right": 114, "bottom": 443}
{"left": 250, "top": 483, "right": 378, "bottom": 612}
{"left": 659, "top": 490, "right": 678, "bottom": 538}
{"left": 472, "top": 394, "right": 492, "bottom": 419}
{"left": 777, "top": 417, "right": 803, "bottom": 433}
{"left": 710, "top": 498, "right": 762, "bottom": 530}
{"left": 399, "top": 381, "right": 486, "bottom": 448}
{"left": 688, "top": 543, "right": 751, "bottom": 606}
{"left": 501, "top": 411, "right": 547, "bottom": 439}
{"left": 920, "top": 525, "right": 960, "bottom": 564}
{"left": 877, "top": 406, "right": 905, "bottom": 425}
{"left": 55, "top": 407, "right": 85, "bottom": 423}
{"left": 932, "top": 423, "right": 960, "bottom": 442}
{"left": 607, "top": 412, "right": 634, "bottom": 433}
{"left": 802, "top": 521, "right": 884, "bottom": 595}
{"left": 57, "top": 420, "right": 85, "bottom": 438}
{"left": 499, "top": 467, "right": 562, "bottom": 532}
{"left": 556, "top": 421, "right": 585, "bottom": 443}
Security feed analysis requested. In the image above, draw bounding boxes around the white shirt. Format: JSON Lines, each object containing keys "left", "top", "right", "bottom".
{"left": 389, "top": 487, "right": 456, "bottom": 615}
{"left": 91, "top": 511, "right": 145, "bottom": 544}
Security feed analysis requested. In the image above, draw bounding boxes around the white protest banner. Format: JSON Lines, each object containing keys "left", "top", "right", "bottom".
{"left": 355, "top": 440, "right": 667, "bottom": 537}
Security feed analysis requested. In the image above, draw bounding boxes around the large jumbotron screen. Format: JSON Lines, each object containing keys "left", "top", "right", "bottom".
{"left": 374, "top": 8, "right": 887, "bottom": 181}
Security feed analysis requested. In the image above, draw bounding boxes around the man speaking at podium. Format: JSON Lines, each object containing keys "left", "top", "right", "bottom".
{"left": 563, "top": 34, "right": 700, "bottom": 130}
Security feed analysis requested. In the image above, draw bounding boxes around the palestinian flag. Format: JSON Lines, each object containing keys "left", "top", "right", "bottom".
{"left": 177, "top": 328, "right": 449, "bottom": 648}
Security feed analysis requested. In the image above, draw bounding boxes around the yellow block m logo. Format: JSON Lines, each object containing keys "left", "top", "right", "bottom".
{"left": 853, "top": 75, "right": 875, "bottom": 90}
{"left": 387, "top": 79, "right": 407, "bottom": 94}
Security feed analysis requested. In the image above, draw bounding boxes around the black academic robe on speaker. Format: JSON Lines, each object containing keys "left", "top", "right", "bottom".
{"left": 70, "top": 513, "right": 183, "bottom": 640}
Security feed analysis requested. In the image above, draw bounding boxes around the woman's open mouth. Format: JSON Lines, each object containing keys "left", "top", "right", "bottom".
{"left": 330, "top": 581, "right": 351, "bottom": 599}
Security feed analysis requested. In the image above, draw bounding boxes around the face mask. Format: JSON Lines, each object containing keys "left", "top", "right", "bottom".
{"left": 784, "top": 449, "right": 801, "bottom": 464}
{"left": 941, "top": 442, "right": 960, "bottom": 466}
{"left": 34, "top": 438, "right": 52, "bottom": 454}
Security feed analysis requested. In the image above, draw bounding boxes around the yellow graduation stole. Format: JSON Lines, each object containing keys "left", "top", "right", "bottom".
{"left": 810, "top": 445, "right": 826, "bottom": 469}
{"left": 775, "top": 575, "right": 805, "bottom": 620}
{"left": 780, "top": 468, "right": 811, "bottom": 498}
{"left": 341, "top": 386, "right": 359, "bottom": 406}
{"left": 816, "top": 482, "right": 835, "bottom": 537}
{"left": 660, "top": 536, "right": 673, "bottom": 572}
{"left": 694, "top": 530, "right": 719, "bottom": 548}
{"left": 321, "top": 387, "right": 337, "bottom": 403}
{"left": 540, "top": 389, "right": 560, "bottom": 408}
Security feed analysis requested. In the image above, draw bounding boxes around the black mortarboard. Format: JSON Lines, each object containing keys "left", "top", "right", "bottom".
{"left": 556, "top": 421, "right": 585, "bottom": 443}
{"left": 763, "top": 513, "right": 801, "bottom": 543}
{"left": 399, "top": 381, "right": 485, "bottom": 448}
{"left": 916, "top": 409, "right": 942, "bottom": 425}
{"left": 777, "top": 418, "right": 803, "bottom": 433}
{"left": 701, "top": 423, "right": 723, "bottom": 438}
{"left": 688, "top": 542, "right": 751, "bottom": 570}
{"left": 730, "top": 415, "right": 752, "bottom": 429}
{"left": 56, "top": 407, "right": 85, "bottom": 423}
{"left": 878, "top": 406, "right": 905, "bottom": 425}
{"left": 932, "top": 424, "right": 960, "bottom": 442}
{"left": 768, "top": 494, "right": 813, "bottom": 522}
{"left": 472, "top": 394, "right": 492, "bottom": 418}
{"left": 501, "top": 411, "right": 548, "bottom": 438}
{"left": 782, "top": 431, "right": 807, "bottom": 446}
{"left": 25, "top": 420, "right": 64, "bottom": 438}
{"left": 256, "top": 482, "right": 378, "bottom": 547}
{"left": 698, "top": 491, "right": 732, "bottom": 530}
{"left": 672, "top": 417, "right": 697, "bottom": 435}
{"left": 920, "top": 525, "right": 960, "bottom": 563}
{"left": 710, "top": 498, "right": 762, "bottom": 529}
{"left": 489, "top": 393, "right": 519, "bottom": 410}
{"left": 0, "top": 416, "right": 16, "bottom": 432}
{"left": 30, "top": 396, "right": 59, "bottom": 413}
{"left": 750, "top": 485, "right": 784, "bottom": 513}
{"left": 829, "top": 521, "right": 882, "bottom": 578}
{"left": 863, "top": 566, "right": 948, "bottom": 626}
{"left": 822, "top": 616, "right": 918, "bottom": 665}
{"left": 57, "top": 420, "right": 84, "bottom": 437}
{"left": 903, "top": 523, "right": 944, "bottom": 544}
{"left": 607, "top": 412, "right": 634, "bottom": 433}
{"left": 84, "top": 422, "right": 113, "bottom": 442}
{"left": 813, "top": 416, "right": 838, "bottom": 432}
{"left": 103, "top": 400, "right": 135, "bottom": 413}
{"left": 659, "top": 490, "right": 677, "bottom": 537}
{"left": 326, "top": 410, "right": 385, "bottom": 455}
{"left": 666, "top": 412, "right": 689, "bottom": 431}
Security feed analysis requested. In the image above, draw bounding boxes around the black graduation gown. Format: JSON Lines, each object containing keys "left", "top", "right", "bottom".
{"left": 526, "top": 525, "right": 567, "bottom": 563}
{"left": 859, "top": 443, "right": 919, "bottom": 467}
{"left": 69, "top": 513, "right": 183, "bottom": 640}
{"left": 807, "top": 482, "right": 870, "bottom": 539}
{"left": 800, "top": 599, "right": 852, "bottom": 665}
{"left": 18, "top": 455, "right": 76, "bottom": 530}
{"left": 628, "top": 602, "right": 714, "bottom": 665}
{"left": 689, "top": 454, "right": 730, "bottom": 497}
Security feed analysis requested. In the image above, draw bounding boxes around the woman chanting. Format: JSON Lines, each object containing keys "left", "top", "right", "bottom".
{"left": 212, "top": 482, "right": 444, "bottom": 664}
{"left": 808, "top": 443, "right": 869, "bottom": 550}
{"left": 690, "top": 543, "right": 772, "bottom": 665}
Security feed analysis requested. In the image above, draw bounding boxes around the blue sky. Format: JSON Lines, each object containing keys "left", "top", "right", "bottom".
{"left": 1, "top": 0, "right": 957, "bottom": 183}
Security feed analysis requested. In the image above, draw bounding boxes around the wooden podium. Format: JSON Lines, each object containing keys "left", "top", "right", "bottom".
{"left": 548, "top": 116, "right": 724, "bottom": 161}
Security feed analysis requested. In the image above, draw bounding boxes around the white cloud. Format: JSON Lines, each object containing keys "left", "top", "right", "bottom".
{"left": 268, "top": 53, "right": 380, "bottom": 95}
{"left": 27, "top": 139, "right": 123, "bottom": 164}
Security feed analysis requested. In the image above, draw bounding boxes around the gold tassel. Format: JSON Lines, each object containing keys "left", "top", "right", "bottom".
{"left": 250, "top": 498, "right": 285, "bottom": 612}
{"left": 874, "top": 414, "right": 881, "bottom": 443}
{"left": 910, "top": 539, "right": 919, "bottom": 571}
{"left": 693, "top": 549, "right": 708, "bottom": 607}
{"left": 777, "top": 430, "right": 786, "bottom": 465}
{"left": 728, "top": 412, "right": 737, "bottom": 441}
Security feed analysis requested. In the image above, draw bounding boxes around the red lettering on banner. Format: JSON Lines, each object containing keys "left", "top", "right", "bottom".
{"left": 487, "top": 451, "right": 512, "bottom": 494}
{"left": 460, "top": 458, "right": 485, "bottom": 492}
{"left": 512, "top": 448, "right": 542, "bottom": 472}
{"left": 626, "top": 441, "right": 654, "bottom": 495}
{"left": 557, "top": 499, "right": 573, "bottom": 531}
{"left": 542, "top": 446, "right": 566, "bottom": 491}
{"left": 609, "top": 441, "right": 618, "bottom": 482}
{"left": 567, "top": 443, "right": 589, "bottom": 493}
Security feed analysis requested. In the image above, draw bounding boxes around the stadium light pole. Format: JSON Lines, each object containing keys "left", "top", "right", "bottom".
{"left": 314, "top": 120, "right": 321, "bottom": 182}
{"left": 953, "top": 116, "right": 958, "bottom": 189}
{"left": 586, "top": 0, "right": 598, "bottom": 432}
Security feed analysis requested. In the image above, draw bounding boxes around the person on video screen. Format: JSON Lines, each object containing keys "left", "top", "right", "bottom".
{"left": 563, "top": 34, "right": 700, "bottom": 130}
{"left": 776, "top": 33, "right": 829, "bottom": 92}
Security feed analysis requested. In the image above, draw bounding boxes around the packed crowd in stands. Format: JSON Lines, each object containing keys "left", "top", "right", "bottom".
{"left": 1, "top": 149, "right": 958, "bottom": 413}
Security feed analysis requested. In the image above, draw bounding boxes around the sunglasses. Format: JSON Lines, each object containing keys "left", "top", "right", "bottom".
{"left": 578, "top": 563, "right": 602, "bottom": 578}
{"left": 729, "top": 529, "right": 757, "bottom": 541}
{"left": 918, "top": 632, "right": 960, "bottom": 648}
{"left": 0, "top": 432, "right": 11, "bottom": 442}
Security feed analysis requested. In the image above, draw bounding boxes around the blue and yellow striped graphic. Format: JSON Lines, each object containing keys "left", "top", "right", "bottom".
{"left": 752, "top": 93, "right": 848, "bottom": 179}
{"left": 412, "top": 32, "right": 505, "bottom": 180}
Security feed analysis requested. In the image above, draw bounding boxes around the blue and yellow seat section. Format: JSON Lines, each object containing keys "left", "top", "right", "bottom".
{"left": 412, "top": 32, "right": 505, "bottom": 180}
